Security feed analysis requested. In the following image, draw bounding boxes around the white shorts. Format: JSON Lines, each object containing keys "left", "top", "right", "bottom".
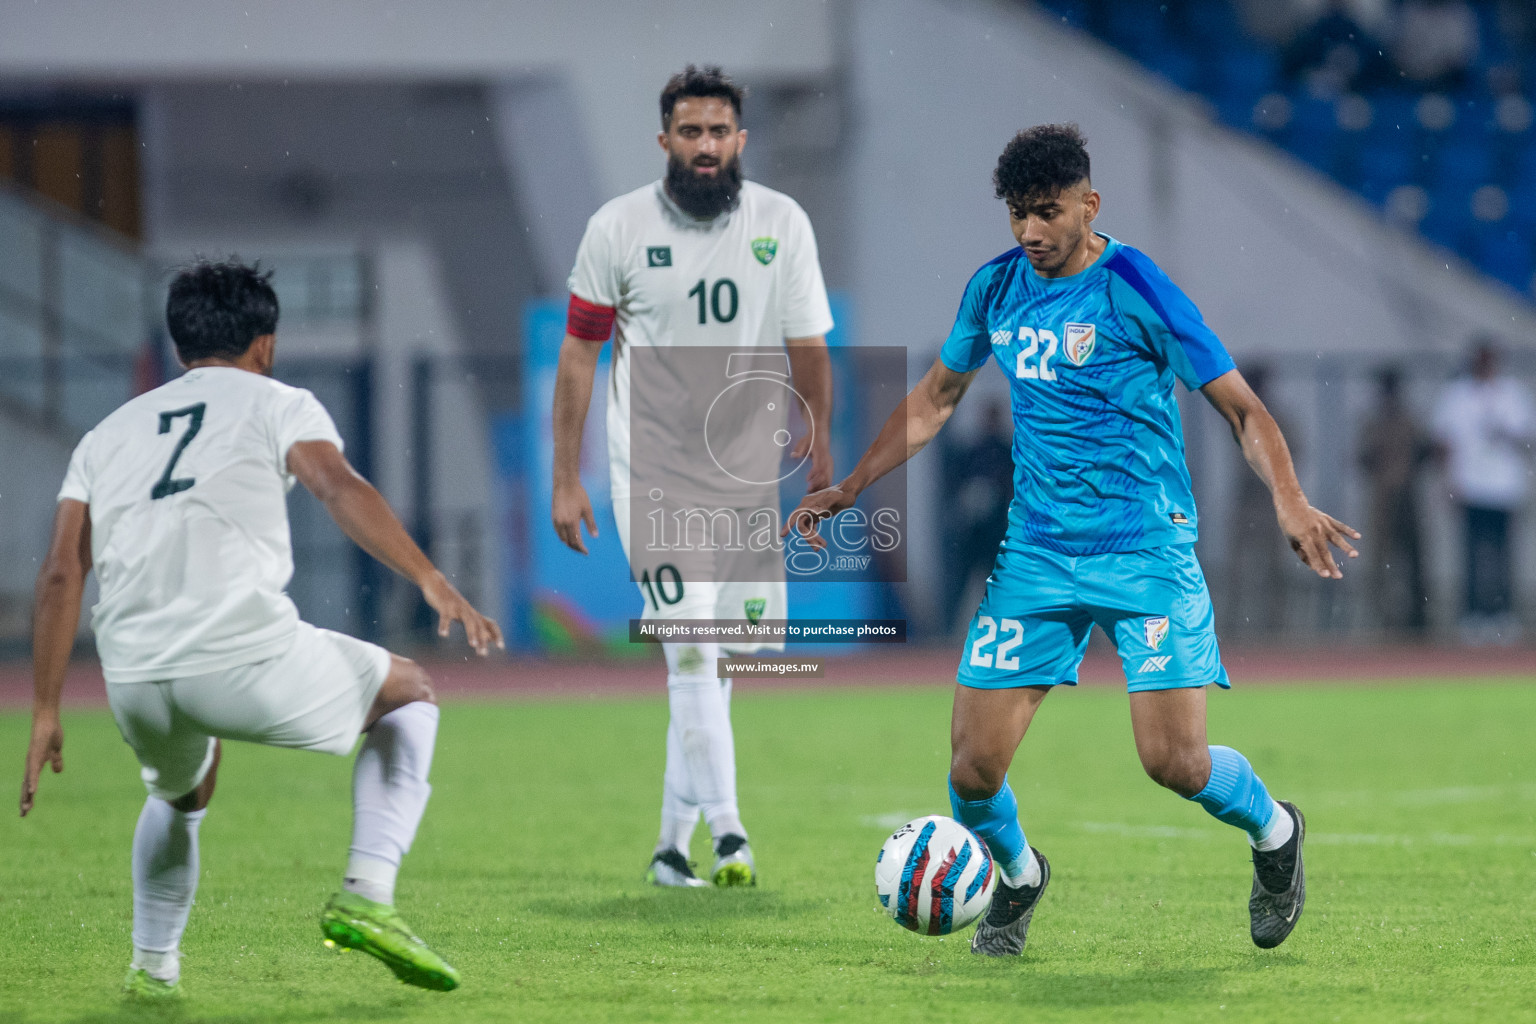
{"left": 612, "top": 495, "right": 787, "bottom": 654}
{"left": 107, "top": 622, "right": 392, "bottom": 801}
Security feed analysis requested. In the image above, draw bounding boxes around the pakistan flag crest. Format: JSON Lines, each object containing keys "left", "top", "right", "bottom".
{"left": 751, "top": 237, "right": 778, "bottom": 266}
{"left": 744, "top": 597, "right": 767, "bottom": 624}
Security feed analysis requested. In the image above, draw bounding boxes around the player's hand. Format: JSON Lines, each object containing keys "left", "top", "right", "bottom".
{"left": 552, "top": 480, "right": 598, "bottom": 555}
{"left": 421, "top": 572, "right": 505, "bottom": 656}
{"left": 780, "top": 483, "right": 858, "bottom": 551}
{"left": 793, "top": 434, "right": 834, "bottom": 493}
{"left": 20, "top": 713, "right": 64, "bottom": 818}
{"left": 1277, "top": 503, "right": 1360, "bottom": 579}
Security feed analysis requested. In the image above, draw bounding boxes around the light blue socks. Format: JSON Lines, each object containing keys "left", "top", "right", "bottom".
{"left": 949, "top": 775, "right": 1040, "bottom": 887}
{"left": 1191, "top": 745, "right": 1288, "bottom": 848}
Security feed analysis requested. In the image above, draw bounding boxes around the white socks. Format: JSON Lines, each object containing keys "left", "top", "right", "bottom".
{"left": 131, "top": 798, "right": 205, "bottom": 982}
{"left": 657, "top": 643, "right": 745, "bottom": 854}
{"left": 1000, "top": 847, "right": 1043, "bottom": 890}
{"left": 345, "top": 701, "right": 439, "bottom": 906}
{"left": 1251, "top": 798, "right": 1295, "bottom": 852}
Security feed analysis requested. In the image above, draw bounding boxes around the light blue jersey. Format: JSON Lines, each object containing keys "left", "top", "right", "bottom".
{"left": 940, "top": 234, "right": 1235, "bottom": 556}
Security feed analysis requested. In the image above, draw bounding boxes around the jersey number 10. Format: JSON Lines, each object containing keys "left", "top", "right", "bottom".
{"left": 688, "top": 278, "right": 739, "bottom": 324}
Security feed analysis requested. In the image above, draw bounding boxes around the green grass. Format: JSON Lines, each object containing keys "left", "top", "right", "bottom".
{"left": 3, "top": 678, "right": 1535, "bottom": 1023}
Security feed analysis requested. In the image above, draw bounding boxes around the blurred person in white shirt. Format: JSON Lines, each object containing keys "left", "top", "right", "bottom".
{"left": 1432, "top": 339, "right": 1535, "bottom": 642}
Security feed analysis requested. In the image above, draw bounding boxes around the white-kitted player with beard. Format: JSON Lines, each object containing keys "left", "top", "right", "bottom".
{"left": 551, "top": 65, "right": 835, "bottom": 888}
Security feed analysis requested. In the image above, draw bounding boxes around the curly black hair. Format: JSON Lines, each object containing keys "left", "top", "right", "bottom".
{"left": 165, "top": 258, "right": 279, "bottom": 363}
{"left": 660, "top": 65, "right": 744, "bottom": 130}
{"left": 993, "top": 124, "right": 1091, "bottom": 204}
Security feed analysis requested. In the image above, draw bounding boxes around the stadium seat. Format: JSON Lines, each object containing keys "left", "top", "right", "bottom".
{"left": 1471, "top": 229, "right": 1535, "bottom": 291}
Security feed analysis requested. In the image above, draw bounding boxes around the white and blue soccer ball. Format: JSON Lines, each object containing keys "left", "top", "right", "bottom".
{"left": 875, "top": 815, "right": 996, "bottom": 935}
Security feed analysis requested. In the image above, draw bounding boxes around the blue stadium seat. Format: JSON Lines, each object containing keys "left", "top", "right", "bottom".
{"left": 1431, "top": 142, "right": 1498, "bottom": 191}
{"left": 1104, "top": 1, "right": 1169, "bottom": 59}
{"left": 1353, "top": 143, "right": 1417, "bottom": 203}
{"left": 1283, "top": 95, "right": 1343, "bottom": 174}
{"left": 1210, "top": 47, "right": 1279, "bottom": 98}
{"left": 1147, "top": 46, "right": 1203, "bottom": 92}
{"left": 1472, "top": 229, "right": 1534, "bottom": 291}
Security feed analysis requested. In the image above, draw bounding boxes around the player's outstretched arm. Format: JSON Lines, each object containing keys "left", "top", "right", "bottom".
{"left": 783, "top": 356, "right": 978, "bottom": 549}
{"left": 22, "top": 499, "right": 91, "bottom": 817}
{"left": 551, "top": 333, "right": 603, "bottom": 554}
{"left": 288, "top": 440, "right": 504, "bottom": 655}
{"left": 1202, "top": 369, "right": 1360, "bottom": 579}
{"left": 786, "top": 335, "right": 834, "bottom": 492}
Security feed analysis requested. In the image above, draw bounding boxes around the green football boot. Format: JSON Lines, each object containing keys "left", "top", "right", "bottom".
{"left": 710, "top": 834, "right": 757, "bottom": 888}
{"left": 122, "top": 967, "right": 185, "bottom": 1001}
{"left": 319, "top": 890, "right": 461, "bottom": 992}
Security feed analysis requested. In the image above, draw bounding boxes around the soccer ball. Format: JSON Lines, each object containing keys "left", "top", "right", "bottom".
{"left": 875, "top": 815, "right": 996, "bottom": 935}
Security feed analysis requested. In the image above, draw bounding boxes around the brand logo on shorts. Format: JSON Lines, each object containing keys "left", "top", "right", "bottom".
{"left": 751, "top": 237, "right": 778, "bottom": 265}
{"left": 1143, "top": 615, "right": 1170, "bottom": 651}
{"left": 990, "top": 329, "right": 1014, "bottom": 348}
{"left": 744, "top": 597, "right": 767, "bottom": 624}
{"left": 647, "top": 246, "right": 672, "bottom": 267}
{"left": 1139, "top": 656, "right": 1172, "bottom": 673}
{"left": 1064, "top": 323, "right": 1097, "bottom": 365}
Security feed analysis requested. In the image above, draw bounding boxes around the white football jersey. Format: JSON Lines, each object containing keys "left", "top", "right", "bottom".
{"left": 568, "top": 180, "right": 834, "bottom": 498}
{"left": 58, "top": 366, "right": 344, "bottom": 683}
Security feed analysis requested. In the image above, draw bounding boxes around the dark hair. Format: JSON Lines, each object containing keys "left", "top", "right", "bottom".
{"left": 993, "top": 123, "right": 1092, "bottom": 204}
{"left": 660, "top": 65, "right": 743, "bottom": 130}
{"left": 165, "top": 259, "right": 279, "bottom": 362}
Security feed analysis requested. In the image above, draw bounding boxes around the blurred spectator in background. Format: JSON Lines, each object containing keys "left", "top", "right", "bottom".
{"left": 1225, "top": 365, "right": 1294, "bottom": 637}
{"left": 1357, "top": 366, "right": 1432, "bottom": 635}
{"left": 1281, "top": 0, "right": 1394, "bottom": 92}
{"left": 940, "top": 400, "right": 1013, "bottom": 635}
{"left": 1432, "top": 339, "right": 1535, "bottom": 643}
{"left": 1392, "top": 0, "right": 1479, "bottom": 92}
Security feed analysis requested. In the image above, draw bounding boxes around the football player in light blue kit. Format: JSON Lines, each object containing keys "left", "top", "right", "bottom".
{"left": 788, "top": 125, "right": 1359, "bottom": 955}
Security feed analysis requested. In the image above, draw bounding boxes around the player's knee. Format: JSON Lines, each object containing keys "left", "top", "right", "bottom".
{"left": 1142, "top": 745, "right": 1209, "bottom": 798}
{"left": 171, "top": 742, "right": 221, "bottom": 812}
{"left": 948, "top": 753, "right": 1006, "bottom": 802}
{"left": 391, "top": 657, "right": 437, "bottom": 705}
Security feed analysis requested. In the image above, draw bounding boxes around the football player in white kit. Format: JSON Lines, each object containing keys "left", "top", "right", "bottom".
{"left": 20, "top": 261, "right": 502, "bottom": 997}
{"left": 551, "top": 66, "right": 834, "bottom": 888}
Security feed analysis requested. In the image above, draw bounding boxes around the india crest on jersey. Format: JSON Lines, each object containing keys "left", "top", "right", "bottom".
{"left": 751, "top": 237, "right": 778, "bottom": 265}
{"left": 1143, "top": 615, "right": 1170, "bottom": 651}
{"left": 1064, "top": 322, "right": 1097, "bottom": 365}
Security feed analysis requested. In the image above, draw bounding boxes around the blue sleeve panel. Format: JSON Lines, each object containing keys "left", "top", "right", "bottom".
{"left": 1104, "top": 246, "right": 1235, "bottom": 391}
{"left": 939, "top": 249, "right": 1022, "bottom": 374}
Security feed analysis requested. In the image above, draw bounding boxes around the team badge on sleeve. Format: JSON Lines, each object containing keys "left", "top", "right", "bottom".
{"left": 1143, "top": 615, "right": 1170, "bottom": 651}
{"left": 751, "top": 238, "right": 778, "bottom": 266}
{"left": 1064, "top": 323, "right": 1097, "bottom": 365}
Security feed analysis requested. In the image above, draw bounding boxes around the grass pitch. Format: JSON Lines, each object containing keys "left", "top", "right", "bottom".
{"left": 3, "top": 677, "right": 1535, "bottom": 1023}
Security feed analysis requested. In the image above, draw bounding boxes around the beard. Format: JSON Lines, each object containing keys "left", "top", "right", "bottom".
{"left": 665, "top": 151, "right": 743, "bottom": 219}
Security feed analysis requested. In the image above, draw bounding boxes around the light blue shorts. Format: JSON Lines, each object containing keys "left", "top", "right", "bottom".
{"left": 955, "top": 540, "right": 1229, "bottom": 693}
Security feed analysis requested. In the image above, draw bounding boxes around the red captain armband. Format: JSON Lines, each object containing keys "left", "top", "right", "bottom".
{"left": 566, "top": 293, "right": 616, "bottom": 342}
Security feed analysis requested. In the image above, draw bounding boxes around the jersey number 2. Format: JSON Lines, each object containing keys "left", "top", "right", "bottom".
{"left": 151, "top": 402, "right": 206, "bottom": 499}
